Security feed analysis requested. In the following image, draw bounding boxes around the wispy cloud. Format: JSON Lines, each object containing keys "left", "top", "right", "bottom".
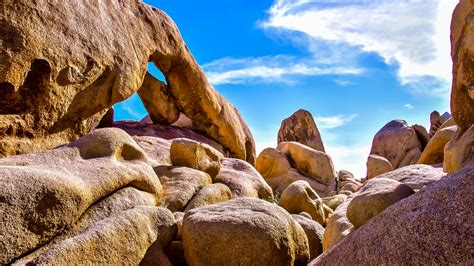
{"left": 203, "top": 56, "right": 364, "bottom": 85}
{"left": 261, "top": 0, "right": 457, "bottom": 94}
{"left": 404, "top": 103, "right": 414, "bottom": 109}
{"left": 315, "top": 113, "right": 358, "bottom": 129}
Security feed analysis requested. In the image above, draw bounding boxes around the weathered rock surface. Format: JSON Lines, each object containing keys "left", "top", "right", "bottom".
{"left": 266, "top": 169, "right": 333, "bottom": 199}
{"left": 0, "top": 0, "right": 255, "bottom": 165}
{"left": 279, "top": 180, "right": 330, "bottom": 226}
{"left": 429, "top": 111, "right": 450, "bottom": 137}
{"left": 418, "top": 125, "right": 457, "bottom": 165}
{"left": 184, "top": 183, "right": 232, "bottom": 211}
{"left": 256, "top": 147, "right": 292, "bottom": 179}
{"left": 370, "top": 120, "right": 422, "bottom": 169}
{"left": 277, "top": 109, "right": 325, "bottom": 152}
{"left": 444, "top": 125, "right": 474, "bottom": 173}
{"left": 292, "top": 214, "right": 325, "bottom": 260}
{"left": 21, "top": 207, "right": 176, "bottom": 265}
{"left": 411, "top": 124, "right": 430, "bottom": 149}
{"left": 137, "top": 72, "right": 180, "bottom": 125}
{"left": 451, "top": 0, "right": 474, "bottom": 132}
{"left": 0, "top": 128, "right": 161, "bottom": 264}
{"left": 277, "top": 141, "right": 336, "bottom": 184}
{"left": 182, "top": 198, "right": 310, "bottom": 265}
{"left": 132, "top": 135, "right": 172, "bottom": 167}
{"left": 375, "top": 164, "right": 445, "bottom": 191}
{"left": 170, "top": 138, "right": 222, "bottom": 178}
{"left": 366, "top": 154, "right": 394, "bottom": 179}
{"left": 114, "top": 121, "right": 225, "bottom": 154}
{"left": 214, "top": 158, "right": 274, "bottom": 200}
{"left": 97, "top": 108, "right": 115, "bottom": 128}
{"left": 311, "top": 164, "right": 474, "bottom": 265}
{"left": 322, "top": 196, "right": 354, "bottom": 251}
{"left": 155, "top": 166, "right": 212, "bottom": 212}
{"left": 346, "top": 178, "right": 414, "bottom": 228}
{"left": 322, "top": 194, "right": 347, "bottom": 210}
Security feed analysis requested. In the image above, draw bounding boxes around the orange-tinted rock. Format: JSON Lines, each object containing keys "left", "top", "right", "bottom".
{"left": 277, "top": 109, "right": 325, "bottom": 152}
{"left": 444, "top": 125, "right": 474, "bottom": 173}
{"left": 0, "top": 1, "right": 255, "bottom": 164}
{"left": 418, "top": 125, "right": 457, "bottom": 165}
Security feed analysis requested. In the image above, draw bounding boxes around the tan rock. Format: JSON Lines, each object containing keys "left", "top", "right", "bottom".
{"left": 114, "top": 121, "right": 225, "bottom": 155}
{"left": 366, "top": 154, "right": 394, "bottom": 179}
{"left": 322, "top": 196, "right": 354, "bottom": 251}
{"left": 346, "top": 178, "right": 414, "bottom": 228}
{"left": 444, "top": 125, "right": 474, "bottom": 173}
{"left": 22, "top": 207, "right": 176, "bottom": 265}
{"left": 322, "top": 194, "right": 348, "bottom": 210}
{"left": 338, "top": 170, "right": 355, "bottom": 181}
{"left": 376, "top": 164, "right": 445, "bottom": 191}
{"left": 0, "top": 128, "right": 161, "bottom": 264}
{"left": 418, "top": 125, "right": 457, "bottom": 165}
{"left": 277, "top": 141, "right": 336, "bottom": 184}
{"left": 182, "top": 198, "right": 310, "bottom": 265}
{"left": 429, "top": 111, "right": 449, "bottom": 137}
{"left": 170, "top": 138, "right": 222, "bottom": 178}
{"left": 311, "top": 164, "right": 474, "bottom": 265}
{"left": 132, "top": 135, "right": 172, "bottom": 167}
{"left": 155, "top": 166, "right": 212, "bottom": 212}
{"left": 173, "top": 212, "right": 185, "bottom": 240}
{"left": 370, "top": 120, "right": 422, "bottom": 169}
{"left": 0, "top": 1, "right": 255, "bottom": 164}
{"left": 292, "top": 214, "right": 325, "bottom": 260}
{"left": 277, "top": 109, "right": 325, "bottom": 152}
{"left": 138, "top": 72, "right": 180, "bottom": 125}
{"left": 256, "top": 147, "right": 292, "bottom": 179}
{"left": 184, "top": 183, "right": 232, "bottom": 211}
{"left": 451, "top": 0, "right": 474, "bottom": 132}
{"left": 339, "top": 180, "right": 362, "bottom": 194}
{"left": 266, "top": 169, "right": 333, "bottom": 199}
{"left": 279, "top": 180, "right": 331, "bottom": 226}
{"left": 214, "top": 158, "right": 274, "bottom": 200}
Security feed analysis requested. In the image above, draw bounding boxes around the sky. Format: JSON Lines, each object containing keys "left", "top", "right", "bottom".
{"left": 115, "top": 0, "right": 458, "bottom": 178}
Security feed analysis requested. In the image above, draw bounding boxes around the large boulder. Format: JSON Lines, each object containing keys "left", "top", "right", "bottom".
{"left": 155, "top": 166, "right": 212, "bottom": 212}
{"left": 366, "top": 154, "right": 394, "bottom": 179}
{"left": 444, "top": 125, "right": 474, "bottom": 173}
{"left": 0, "top": 1, "right": 255, "bottom": 165}
{"left": 0, "top": 128, "right": 162, "bottom": 264}
{"left": 170, "top": 138, "right": 222, "bottom": 178}
{"left": 137, "top": 72, "right": 180, "bottom": 125}
{"left": 266, "top": 169, "right": 333, "bottom": 199}
{"left": 184, "top": 183, "right": 232, "bottom": 211}
{"left": 279, "top": 180, "right": 330, "bottom": 226}
{"left": 451, "top": 0, "right": 474, "bottom": 132}
{"left": 311, "top": 164, "right": 474, "bottom": 265}
{"left": 322, "top": 196, "right": 354, "bottom": 251}
{"left": 418, "top": 125, "right": 457, "bottom": 165}
{"left": 214, "top": 158, "right": 274, "bottom": 200}
{"left": 429, "top": 111, "right": 450, "bottom": 137}
{"left": 277, "top": 109, "right": 325, "bottom": 152}
{"left": 346, "top": 178, "right": 415, "bottom": 229}
{"left": 292, "top": 214, "right": 325, "bottom": 260}
{"left": 411, "top": 124, "right": 430, "bottom": 150}
{"left": 375, "top": 164, "right": 445, "bottom": 191}
{"left": 182, "top": 198, "right": 310, "bottom": 265}
{"left": 370, "top": 120, "right": 422, "bottom": 169}
{"left": 18, "top": 207, "right": 176, "bottom": 265}
{"left": 256, "top": 147, "right": 292, "bottom": 179}
{"left": 277, "top": 142, "right": 336, "bottom": 184}
{"left": 132, "top": 135, "right": 172, "bottom": 167}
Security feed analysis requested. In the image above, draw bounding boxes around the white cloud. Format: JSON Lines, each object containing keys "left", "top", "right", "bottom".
{"left": 315, "top": 113, "right": 358, "bottom": 129}
{"left": 203, "top": 56, "right": 364, "bottom": 85}
{"left": 325, "top": 144, "right": 371, "bottom": 179}
{"left": 262, "top": 0, "right": 457, "bottom": 92}
{"left": 404, "top": 103, "right": 415, "bottom": 109}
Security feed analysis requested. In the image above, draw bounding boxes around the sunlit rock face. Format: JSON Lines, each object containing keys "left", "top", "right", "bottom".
{"left": 0, "top": 0, "right": 255, "bottom": 165}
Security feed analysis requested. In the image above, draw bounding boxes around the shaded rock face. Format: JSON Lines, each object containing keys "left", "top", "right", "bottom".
{"left": 418, "top": 125, "right": 457, "bottom": 165}
{"left": 322, "top": 196, "right": 354, "bottom": 251}
{"left": 0, "top": 1, "right": 255, "bottom": 165}
{"left": 444, "top": 125, "right": 474, "bottom": 173}
{"left": 429, "top": 111, "right": 450, "bottom": 137}
{"left": 370, "top": 120, "right": 422, "bottom": 169}
{"left": 0, "top": 128, "right": 163, "bottom": 264}
{"left": 311, "top": 164, "right": 474, "bottom": 265}
{"left": 277, "top": 109, "right": 325, "bottom": 152}
{"left": 292, "top": 214, "right": 325, "bottom": 260}
{"left": 451, "top": 0, "right": 474, "bottom": 132}
{"left": 182, "top": 198, "right": 310, "bottom": 265}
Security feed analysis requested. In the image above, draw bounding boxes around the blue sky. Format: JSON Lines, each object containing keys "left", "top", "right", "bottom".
{"left": 115, "top": 0, "right": 457, "bottom": 178}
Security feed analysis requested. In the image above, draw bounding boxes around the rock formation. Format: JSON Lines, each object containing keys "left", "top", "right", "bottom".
{"left": 0, "top": 0, "right": 256, "bottom": 165}
{"left": 277, "top": 109, "right": 325, "bottom": 152}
